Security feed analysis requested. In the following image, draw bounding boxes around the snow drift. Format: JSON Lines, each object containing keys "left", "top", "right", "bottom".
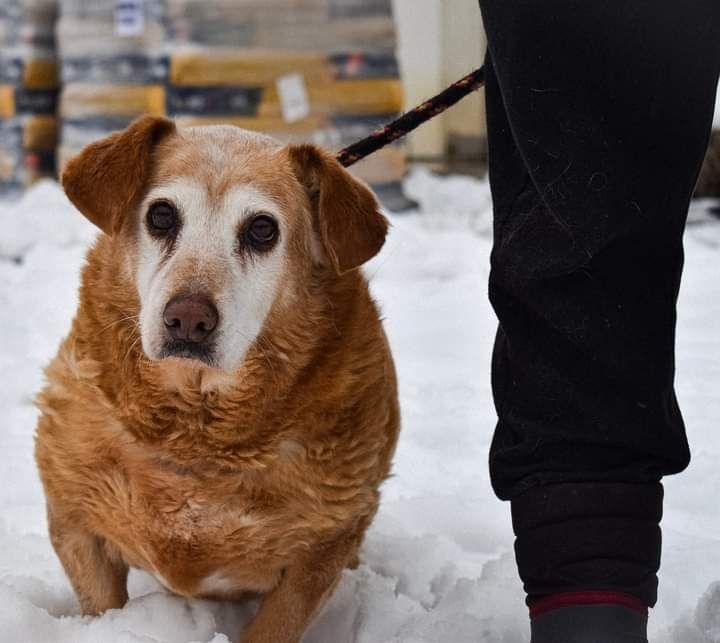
{"left": 0, "top": 172, "right": 718, "bottom": 642}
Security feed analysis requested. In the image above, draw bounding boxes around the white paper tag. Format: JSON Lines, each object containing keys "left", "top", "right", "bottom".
{"left": 115, "top": 0, "right": 145, "bottom": 37}
{"left": 276, "top": 73, "right": 310, "bottom": 123}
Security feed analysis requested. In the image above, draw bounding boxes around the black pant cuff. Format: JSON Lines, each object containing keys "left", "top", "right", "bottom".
{"left": 530, "top": 604, "right": 648, "bottom": 643}
{"left": 511, "top": 481, "right": 663, "bottom": 607}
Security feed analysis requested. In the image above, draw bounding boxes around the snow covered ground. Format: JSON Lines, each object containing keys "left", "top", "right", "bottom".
{"left": 0, "top": 170, "right": 718, "bottom": 642}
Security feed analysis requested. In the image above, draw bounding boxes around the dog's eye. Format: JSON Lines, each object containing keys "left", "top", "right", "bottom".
{"left": 245, "top": 214, "right": 279, "bottom": 250}
{"left": 147, "top": 202, "right": 178, "bottom": 235}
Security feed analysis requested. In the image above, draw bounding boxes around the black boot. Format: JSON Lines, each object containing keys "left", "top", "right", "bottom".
{"left": 531, "top": 604, "right": 648, "bottom": 643}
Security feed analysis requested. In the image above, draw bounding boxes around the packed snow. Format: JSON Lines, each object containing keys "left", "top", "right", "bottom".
{"left": 0, "top": 171, "right": 718, "bottom": 642}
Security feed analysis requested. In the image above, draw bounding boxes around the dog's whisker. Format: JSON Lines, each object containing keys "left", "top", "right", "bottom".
{"left": 98, "top": 314, "right": 141, "bottom": 334}
{"left": 122, "top": 334, "right": 144, "bottom": 367}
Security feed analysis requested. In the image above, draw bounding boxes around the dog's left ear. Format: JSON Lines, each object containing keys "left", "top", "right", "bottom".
{"left": 286, "top": 144, "right": 389, "bottom": 274}
{"left": 62, "top": 115, "right": 176, "bottom": 235}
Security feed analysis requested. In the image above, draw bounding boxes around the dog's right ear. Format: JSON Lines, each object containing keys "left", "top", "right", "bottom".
{"left": 62, "top": 115, "right": 176, "bottom": 235}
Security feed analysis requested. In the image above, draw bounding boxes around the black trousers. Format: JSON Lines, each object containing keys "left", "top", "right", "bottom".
{"left": 479, "top": 0, "right": 720, "bottom": 607}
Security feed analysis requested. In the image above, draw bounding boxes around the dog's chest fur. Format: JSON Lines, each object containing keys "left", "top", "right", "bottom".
{"left": 36, "top": 335, "right": 391, "bottom": 600}
{"left": 100, "top": 448, "right": 309, "bottom": 597}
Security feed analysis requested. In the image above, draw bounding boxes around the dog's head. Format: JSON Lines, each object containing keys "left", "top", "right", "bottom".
{"left": 63, "top": 116, "right": 389, "bottom": 372}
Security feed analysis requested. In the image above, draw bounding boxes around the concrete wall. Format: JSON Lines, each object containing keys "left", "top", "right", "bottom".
{"left": 393, "top": 0, "right": 486, "bottom": 159}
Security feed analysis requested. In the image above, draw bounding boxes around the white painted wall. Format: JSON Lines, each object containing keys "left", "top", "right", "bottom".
{"left": 393, "top": 0, "right": 486, "bottom": 158}
{"left": 441, "top": 0, "right": 486, "bottom": 141}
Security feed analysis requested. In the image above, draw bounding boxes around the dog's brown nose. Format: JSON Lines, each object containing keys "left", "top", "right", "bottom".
{"left": 163, "top": 295, "right": 218, "bottom": 343}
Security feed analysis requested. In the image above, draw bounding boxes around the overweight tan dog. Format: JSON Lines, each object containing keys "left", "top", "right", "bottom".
{"left": 34, "top": 115, "right": 400, "bottom": 643}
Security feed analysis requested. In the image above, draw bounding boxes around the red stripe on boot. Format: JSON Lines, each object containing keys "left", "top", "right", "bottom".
{"left": 529, "top": 591, "right": 649, "bottom": 619}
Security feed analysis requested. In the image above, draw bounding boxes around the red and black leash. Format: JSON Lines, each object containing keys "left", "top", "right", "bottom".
{"left": 336, "top": 66, "right": 486, "bottom": 169}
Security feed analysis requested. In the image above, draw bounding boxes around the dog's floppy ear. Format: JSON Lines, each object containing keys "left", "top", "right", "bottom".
{"left": 287, "top": 144, "right": 389, "bottom": 274}
{"left": 62, "top": 115, "right": 176, "bottom": 235}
